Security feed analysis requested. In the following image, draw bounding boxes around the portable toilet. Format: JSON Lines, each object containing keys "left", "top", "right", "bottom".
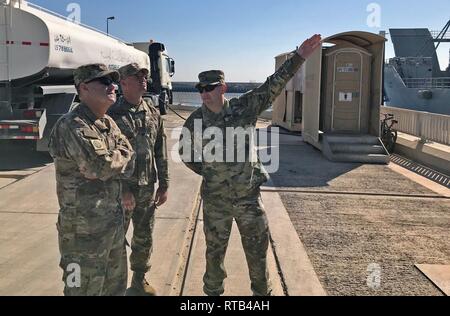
{"left": 272, "top": 31, "right": 389, "bottom": 164}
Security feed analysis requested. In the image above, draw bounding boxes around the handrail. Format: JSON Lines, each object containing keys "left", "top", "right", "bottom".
{"left": 402, "top": 77, "right": 450, "bottom": 89}
{"left": 381, "top": 106, "right": 450, "bottom": 145}
{"left": 430, "top": 30, "right": 450, "bottom": 40}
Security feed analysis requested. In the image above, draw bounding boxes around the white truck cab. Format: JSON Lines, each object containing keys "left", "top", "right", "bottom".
{"left": 133, "top": 41, "right": 175, "bottom": 115}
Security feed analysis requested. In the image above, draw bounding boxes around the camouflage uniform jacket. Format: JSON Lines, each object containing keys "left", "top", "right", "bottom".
{"left": 108, "top": 96, "right": 169, "bottom": 190}
{"left": 180, "top": 52, "right": 305, "bottom": 198}
{"left": 49, "top": 103, "right": 135, "bottom": 219}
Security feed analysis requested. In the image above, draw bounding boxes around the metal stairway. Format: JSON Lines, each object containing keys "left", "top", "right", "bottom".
{"left": 322, "top": 134, "right": 390, "bottom": 164}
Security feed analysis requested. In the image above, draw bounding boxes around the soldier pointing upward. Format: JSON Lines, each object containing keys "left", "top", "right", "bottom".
{"left": 179, "top": 34, "right": 322, "bottom": 296}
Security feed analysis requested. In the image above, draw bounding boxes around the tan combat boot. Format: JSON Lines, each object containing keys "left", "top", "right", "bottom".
{"left": 126, "top": 272, "right": 157, "bottom": 296}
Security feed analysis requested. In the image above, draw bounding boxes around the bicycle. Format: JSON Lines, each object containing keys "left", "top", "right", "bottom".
{"left": 380, "top": 113, "right": 398, "bottom": 153}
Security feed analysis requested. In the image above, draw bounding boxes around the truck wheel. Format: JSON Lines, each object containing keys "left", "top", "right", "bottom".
{"left": 159, "top": 91, "right": 168, "bottom": 116}
{"left": 168, "top": 90, "right": 173, "bottom": 105}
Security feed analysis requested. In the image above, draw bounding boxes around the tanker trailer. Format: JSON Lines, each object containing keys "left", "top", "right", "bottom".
{"left": 0, "top": 0, "right": 150, "bottom": 150}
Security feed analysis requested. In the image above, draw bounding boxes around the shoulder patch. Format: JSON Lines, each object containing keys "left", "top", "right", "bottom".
{"left": 90, "top": 139, "right": 108, "bottom": 156}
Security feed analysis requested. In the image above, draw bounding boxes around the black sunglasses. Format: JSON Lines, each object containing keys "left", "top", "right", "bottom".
{"left": 87, "top": 77, "right": 116, "bottom": 86}
{"left": 197, "top": 84, "right": 220, "bottom": 93}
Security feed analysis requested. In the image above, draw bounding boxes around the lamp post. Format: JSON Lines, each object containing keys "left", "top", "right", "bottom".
{"left": 106, "top": 16, "right": 115, "bottom": 36}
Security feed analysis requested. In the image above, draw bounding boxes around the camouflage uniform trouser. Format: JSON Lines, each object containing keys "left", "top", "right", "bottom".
{"left": 57, "top": 206, "right": 127, "bottom": 296}
{"left": 125, "top": 183, "right": 156, "bottom": 274}
{"left": 202, "top": 187, "right": 272, "bottom": 296}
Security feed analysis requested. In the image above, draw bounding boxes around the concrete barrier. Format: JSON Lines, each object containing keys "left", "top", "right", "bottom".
{"left": 381, "top": 106, "right": 450, "bottom": 146}
{"left": 395, "top": 132, "right": 450, "bottom": 175}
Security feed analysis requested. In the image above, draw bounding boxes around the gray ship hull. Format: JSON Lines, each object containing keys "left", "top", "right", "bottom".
{"left": 384, "top": 65, "right": 450, "bottom": 115}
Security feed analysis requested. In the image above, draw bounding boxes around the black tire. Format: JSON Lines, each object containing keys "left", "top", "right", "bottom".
{"left": 168, "top": 90, "right": 173, "bottom": 105}
{"left": 158, "top": 91, "right": 168, "bottom": 116}
{"left": 390, "top": 130, "right": 398, "bottom": 153}
{"left": 384, "top": 131, "right": 396, "bottom": 153}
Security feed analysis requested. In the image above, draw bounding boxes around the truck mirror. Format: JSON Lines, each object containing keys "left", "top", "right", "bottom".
{"left": 170, "top": 59, "right": 175, "bottom": 76}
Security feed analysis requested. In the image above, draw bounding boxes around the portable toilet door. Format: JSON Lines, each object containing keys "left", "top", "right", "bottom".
{"left": 322, "top": 45, "right": 372, "bottom": 134}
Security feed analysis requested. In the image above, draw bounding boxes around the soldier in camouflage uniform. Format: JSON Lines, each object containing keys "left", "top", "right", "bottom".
{"left": 49, "top": 64, "right": 135, "bottom": 296}
{"left": 108, "top": 63, "right": 169, "bottom": 296}
{"left": 179, "top": 35, "right": 322, "bottom": 296}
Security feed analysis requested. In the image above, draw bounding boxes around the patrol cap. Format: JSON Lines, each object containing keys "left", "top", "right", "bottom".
{"left": 73, "top": 63, "right": 120, "bottom": 86}
{"left": 118, "top": 63, "right": 150, "bottom": 79}
{"left": 195, "top": 70, "right": 225, "bottom": 89}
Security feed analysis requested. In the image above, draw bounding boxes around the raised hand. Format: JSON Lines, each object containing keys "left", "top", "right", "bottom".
{"left": 297, "top": 34, "right": 322, "bottom": 59}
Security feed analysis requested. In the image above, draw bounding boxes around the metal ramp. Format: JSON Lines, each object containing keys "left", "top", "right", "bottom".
{"left": 36, "top": 93, "right": 76, "bottom": 151}
{"left": 322, "top": 134, "right": 390, "bottom": 164}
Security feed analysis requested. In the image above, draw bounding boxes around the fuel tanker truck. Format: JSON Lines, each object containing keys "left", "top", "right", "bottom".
{"left": 133, "top": 41, "right": 175, "bottom": 114}
{"left": 0, "top": 0, "right": 174, "bottom": 150}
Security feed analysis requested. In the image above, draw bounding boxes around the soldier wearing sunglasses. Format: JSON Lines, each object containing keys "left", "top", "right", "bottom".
{"left": 108, "top": 63, "right": 169, "bottom": 296}
{"left": 179, "top": 35, "right": 322, "bottom": 296}
{"left": 49, "top": 63, "right": 135, "bottom": 296}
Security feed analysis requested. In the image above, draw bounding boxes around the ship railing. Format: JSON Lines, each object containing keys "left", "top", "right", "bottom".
{"left": 381, "top": 106, "right": 450, "bottom": 146}
{"left": 430, "top": 30, "right": 450, "bottom": 40}
{"left": 403, "top": 77, "right": 450, "bottom": 89}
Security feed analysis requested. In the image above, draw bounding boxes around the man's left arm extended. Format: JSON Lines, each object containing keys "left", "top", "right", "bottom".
{"left": 239, "top": 52, "right": 305, "bottom": 117}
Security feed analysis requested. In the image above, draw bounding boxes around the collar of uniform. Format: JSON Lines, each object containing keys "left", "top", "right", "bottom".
{"left": 78, "top": 103, "right": 101, "bottom": 124}
{"left": 123, "top": 97, "right": 147, "bottom": 113}
{"left": 95, "top": 117, "right": 111, "bottom": 132}
{"left": 78, "top": 103, "right": 110, "bottom": 132}
{"left": 136, "top": 98, "right": 147, "bottom": 112}
{"left": 201, "top": 99, "right": 230, "bottom": 123}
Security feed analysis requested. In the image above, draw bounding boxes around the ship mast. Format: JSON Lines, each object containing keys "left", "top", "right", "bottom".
{"left": 416, "top": 20, "right": 450, "bottom": 57}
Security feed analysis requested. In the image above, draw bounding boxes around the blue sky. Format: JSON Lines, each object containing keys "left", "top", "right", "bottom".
{"left": 31, "top": 0, "right": 450, "bottom": 82}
